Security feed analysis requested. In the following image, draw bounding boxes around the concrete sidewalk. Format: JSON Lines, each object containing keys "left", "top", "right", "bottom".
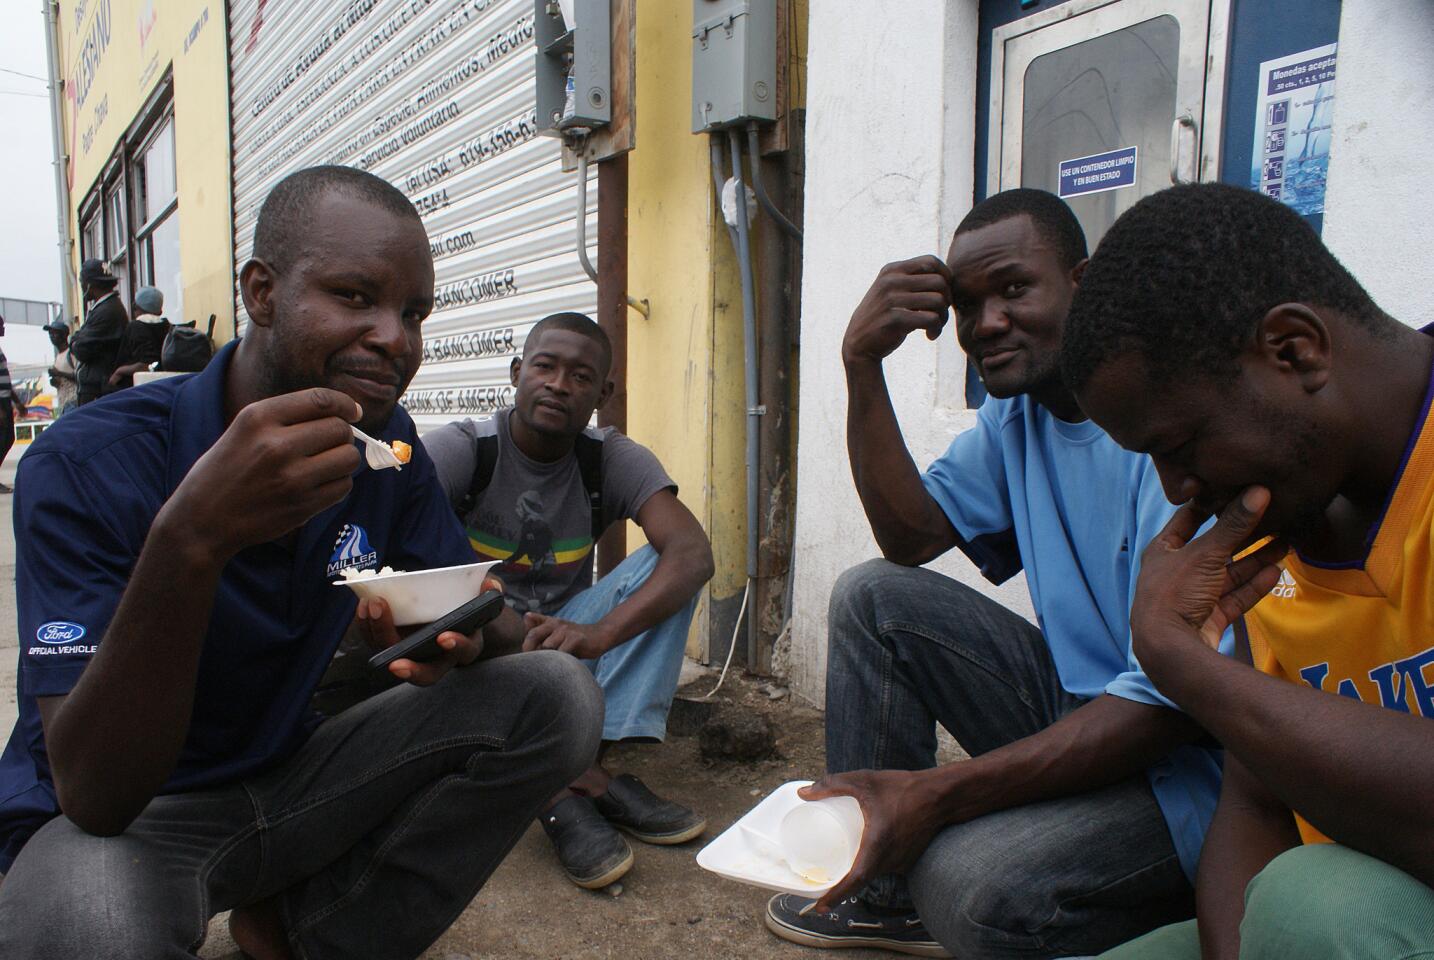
{"left": 0, "top": 443, "right": 887, "bottom": 959}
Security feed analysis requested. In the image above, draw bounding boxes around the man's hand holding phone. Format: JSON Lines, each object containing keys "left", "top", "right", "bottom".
{"left": 354, "top": 576, "right": 504, "bottom": 684}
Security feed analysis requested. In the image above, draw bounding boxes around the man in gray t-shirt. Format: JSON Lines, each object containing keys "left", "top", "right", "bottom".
{"left": 429, "top": 410, "right": 674, "bottom": 614}
{"left": 424, "top": 312, "right": 714, "bottom": 891}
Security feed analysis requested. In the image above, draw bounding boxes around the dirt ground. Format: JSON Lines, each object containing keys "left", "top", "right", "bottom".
{"left": 196, "top": 671, "right": 896, "bottom": 960}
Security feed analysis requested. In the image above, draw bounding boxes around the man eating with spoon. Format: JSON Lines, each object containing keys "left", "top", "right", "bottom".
{"left": 0, "top": 165, "right": 603, "bottom": 960}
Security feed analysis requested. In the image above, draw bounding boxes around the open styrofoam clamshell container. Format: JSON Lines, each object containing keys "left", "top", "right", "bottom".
{"left": 696, "top": 780, "right": 865, "bottom": 897}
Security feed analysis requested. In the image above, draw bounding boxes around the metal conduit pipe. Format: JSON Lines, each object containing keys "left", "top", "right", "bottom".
{"left": 43, "top": 0, "right": 75, "bottom": 324}
{"left": 745, "top": 121, "right": 803, "bottom": 242}
{"left": 710, "top": 137, "right": 738, "bottom": 247}
{"left": 706, "top": 137, "right": 750, "bottom": 675}
{"left": 576, "top": 153, "right": 600, "bottom": 285}
{"left": 576, "top": 152, "right": 649, "bottom": 318}
{"left": 726, "top": 127, "right": 762, "bottom": 670}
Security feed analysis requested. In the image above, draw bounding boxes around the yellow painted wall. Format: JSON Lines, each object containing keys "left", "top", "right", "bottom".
{"left": 57, "top": 0, "right": 233, "bottom": 335}
{"left": 626, "top": 0, "right": 745, "bottom": 660}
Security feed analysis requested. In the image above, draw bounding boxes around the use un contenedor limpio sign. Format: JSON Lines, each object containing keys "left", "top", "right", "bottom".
{"left": 1058, "top": 145, "right": 1138, "bottom": 199}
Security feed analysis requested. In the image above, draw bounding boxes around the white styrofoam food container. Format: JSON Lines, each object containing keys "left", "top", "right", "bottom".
{"left": 697, "top": 780, "right": 863, "bottom": 897}
{"left": 335, "top": 561, "right": 501, "bottom": 626}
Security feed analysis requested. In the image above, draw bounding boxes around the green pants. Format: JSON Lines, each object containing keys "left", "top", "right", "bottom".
{"left": 1100, "top": 844, "right": 1434, "bottom": 959}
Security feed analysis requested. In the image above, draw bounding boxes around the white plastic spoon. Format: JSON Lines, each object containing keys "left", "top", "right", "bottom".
{"left": 351, "top": 425, "right": 403, "bottom": 471}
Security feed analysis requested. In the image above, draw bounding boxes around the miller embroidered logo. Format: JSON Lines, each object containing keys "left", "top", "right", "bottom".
{"left": 327, "top": 523, "right": 379, "bottom": 578}
{"left": 1270, "top": 569, "right": 1298, "bottom": 599}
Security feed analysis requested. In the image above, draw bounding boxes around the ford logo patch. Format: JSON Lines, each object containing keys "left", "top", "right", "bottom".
{"left": 36, "top": 621, "right": 86, "bottom": 644}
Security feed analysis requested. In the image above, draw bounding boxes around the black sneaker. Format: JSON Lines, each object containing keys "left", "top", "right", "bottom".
{"left": 591, "top": 773, "right": 707, "bottom": 844}
{"left": 539, "top": 794, "right": 634, "bottom": 889}
{"left": 765, "top": 893, "right": 953, "bottom": 957}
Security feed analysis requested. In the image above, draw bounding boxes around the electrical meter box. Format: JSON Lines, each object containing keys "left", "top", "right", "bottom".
{"left": 536, "top": 0, "right": 611, "bottom": 137}
{"left": 691, "top": 0, "right": 777, "bottom": 132}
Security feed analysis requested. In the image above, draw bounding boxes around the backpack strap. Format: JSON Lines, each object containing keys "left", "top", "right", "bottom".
{"left": 456, "top": 433, "right": 500, "bottom": 521}
{"left": 455, "top": 431, "right": 604, "bottom": 541}
{"left": 574, "top": 433, "right": 605, "bottom": 541}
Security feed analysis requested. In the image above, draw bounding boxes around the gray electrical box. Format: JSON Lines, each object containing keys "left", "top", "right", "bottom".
{"left": 536, "top": 0, "right": 611, "bottom": 137}
{"left": 691, "top": 0, "right": 777, "bottom": 132}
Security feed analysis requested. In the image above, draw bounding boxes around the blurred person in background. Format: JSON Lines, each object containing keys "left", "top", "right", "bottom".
{"left": 0, "top": 314, "right": 28, "bottom": 492}
{"left": 108, "top": 286, "right": 171, "bottom": 391}
{"left": 70, "top": 259, "right": 128, "bottom": 405}
{"left": 44, "top": 319, "right": 77, "bottom": 416}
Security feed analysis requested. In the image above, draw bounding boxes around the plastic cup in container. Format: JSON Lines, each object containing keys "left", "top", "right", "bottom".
{"left": 777, "top": 795, "right": 865, "bottom": 886}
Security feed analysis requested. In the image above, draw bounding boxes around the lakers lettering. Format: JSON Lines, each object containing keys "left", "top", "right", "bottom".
{"left": 1298, "top": 645, "right": 1434, "bottom": 715}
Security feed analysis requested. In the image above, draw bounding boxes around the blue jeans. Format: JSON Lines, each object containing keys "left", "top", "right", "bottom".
{"left": 0, "top": 651, "right": 602, "bottom": 959}
{"left": 826, "top": 560, "right": 1194, "bottom": 959}
{"left": 557, "top": 544, "right": 699, "bottom": 742}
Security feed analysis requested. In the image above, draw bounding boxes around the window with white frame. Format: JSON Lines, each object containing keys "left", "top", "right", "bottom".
{"left": 132, "top": 116, "right": 181, "bottom": 323}
{"left": 79, "top": 205, "right": 102, "bottom": 264}
{"left": 74, "top": 78, "right": 179, "bottom": 323}
{"left": 102, "top": 174, "right": 129, "bottom": 300}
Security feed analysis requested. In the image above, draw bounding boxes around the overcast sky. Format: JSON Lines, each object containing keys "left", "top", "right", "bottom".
{"left": 0, "top": 4, "right": 67, "bottom": 367}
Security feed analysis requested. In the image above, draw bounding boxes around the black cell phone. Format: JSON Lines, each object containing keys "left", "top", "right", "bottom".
{"left": 368, "top": 590, "right": 506, "bottom": 671}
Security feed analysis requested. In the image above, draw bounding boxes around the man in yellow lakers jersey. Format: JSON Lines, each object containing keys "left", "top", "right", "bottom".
{"left": 1063, "top": 183, "right": 1434, "bottom": 958}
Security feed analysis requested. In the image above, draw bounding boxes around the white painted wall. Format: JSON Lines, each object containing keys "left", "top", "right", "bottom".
{"left": 788, "top": 1, "right": 1033, "bottom": 706}
{"left": 1324, "top": 2, "right": 1434, "bottom": 328}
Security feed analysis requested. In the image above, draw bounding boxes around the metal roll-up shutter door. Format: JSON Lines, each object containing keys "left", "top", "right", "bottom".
{"left": 227, "top": 0, "right": 597, "bottom": 432}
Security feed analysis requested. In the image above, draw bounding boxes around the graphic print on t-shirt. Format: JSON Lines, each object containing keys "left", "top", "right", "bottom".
{"left": 469, "top": 490, "right": 593, "bottom": 611}
{"left": 425, "top": 410, "right": 676, "bottom": 616}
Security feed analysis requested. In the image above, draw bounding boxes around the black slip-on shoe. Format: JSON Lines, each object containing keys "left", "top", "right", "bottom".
{"left": 764, "top": 893, "right": 953, "bottom": 958}
{"left": 591, "top": 773, "right": 708, "bottom": 844}
{"left": 539, "top": 794, "right": 634, "bottom": 889}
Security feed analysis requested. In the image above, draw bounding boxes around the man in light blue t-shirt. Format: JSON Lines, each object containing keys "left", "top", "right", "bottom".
{"left": 764, "top": 190, "right": 1225, "bottom": 960}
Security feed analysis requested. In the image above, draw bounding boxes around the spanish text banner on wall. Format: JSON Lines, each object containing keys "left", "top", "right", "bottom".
{"left": 227, "top": 0, "right": 597, "bottom": 431}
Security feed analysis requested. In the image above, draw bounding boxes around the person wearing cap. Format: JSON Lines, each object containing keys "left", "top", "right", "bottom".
{"left": 44, "top": 319, "right": 77, "bottom": 416}
{"left": 69, "top": 259, "right": 128, "bottom": 405}
{"left": 108, "top": 286, "right": 170, "bottom": 391}
{"left": 0, "top": 314, "right": 27, "bottom": 493}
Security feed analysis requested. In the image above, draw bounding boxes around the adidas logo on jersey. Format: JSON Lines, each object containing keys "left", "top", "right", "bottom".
{"left": 1270, "top": 569, "right": 1298, "bottom": 599}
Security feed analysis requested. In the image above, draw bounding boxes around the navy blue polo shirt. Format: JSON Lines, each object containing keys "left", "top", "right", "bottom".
{"left": 0, "top": 342, "right": 476, "bottom": 873}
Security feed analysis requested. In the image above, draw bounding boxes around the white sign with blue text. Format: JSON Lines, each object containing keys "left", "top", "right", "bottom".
{"left": 1058, "top": 146, "right": 1138, "bottom": 199}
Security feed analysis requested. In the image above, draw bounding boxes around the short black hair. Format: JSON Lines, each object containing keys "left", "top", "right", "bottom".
{"left": 252, "top": 165, "right": 423, "bottom": 272}
{"left": 1062, "top": 183, "right": 1389, "bottom": 392}
{"left": 955, "top": 188, "right": 1088, "bottom": 270}
{"left": 525, "top": 312, "right": 612, "bottom": 376}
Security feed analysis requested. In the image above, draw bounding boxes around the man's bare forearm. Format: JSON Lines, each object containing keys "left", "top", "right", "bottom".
{"left": 598, "top": 535, "right": 713, "bottom": 646}
{"left": 42, "top": 510, "right": 226, "bottom": 835}
{"left": 1193, "top": 756, "right": 1300, "bottom": 960}
{"left": 478, "top": 605, "right": 526, "bottom": 658}
{"left": 845, "top": 359, "right": 957, "bottom": 564}
{"left": 924, "top": 694, "right": 1204, "bottom": 825}
{"left": 1145, "top": 637, "right": 1434, "bottom": 886}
